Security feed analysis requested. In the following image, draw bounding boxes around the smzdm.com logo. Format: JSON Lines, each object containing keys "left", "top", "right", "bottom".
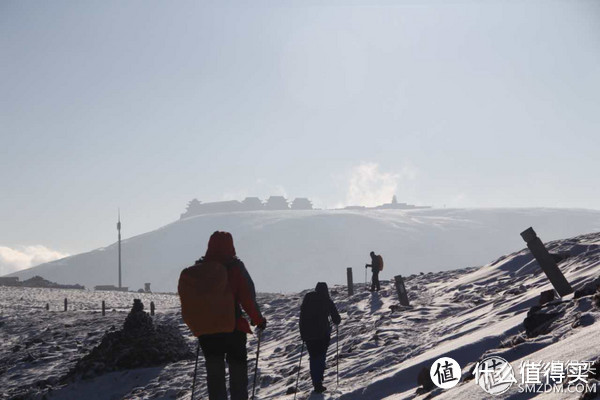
{"left": 474, "top": 358, "right": 597, "bottom": 395}
{"left": 516, "top": 360, "right": 597, "bottom": 394}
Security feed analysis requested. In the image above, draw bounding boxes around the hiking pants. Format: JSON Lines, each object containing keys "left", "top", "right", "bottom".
{"left": 199, "top": 331, "right": 248, "bottom": 400}
{"left": 371, "top": 270, "right": 380, "bottom": 291}
{"left": 305, "top": 337, "right": 330, "bottom": 389}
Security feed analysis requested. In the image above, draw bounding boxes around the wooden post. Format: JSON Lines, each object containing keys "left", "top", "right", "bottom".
{"left": 45, "top": 303, "right": 49, "bottom": 311}
{"left": 150, "top": 301, "right": 155, "bottom": 316}
{"left": 102, "top": 300, "right": 106, "bottom": 316}
{"left": 394, "top": 275, "right": 410, "bottom": 306}
{"left": 346, "top": 268, "right": 354, "bottom": 296}
{"left": 521, "top": 227, "right": 573, "bottom": 297}
{"left": 64, "top": 298, "right": 68, "bottom": 312}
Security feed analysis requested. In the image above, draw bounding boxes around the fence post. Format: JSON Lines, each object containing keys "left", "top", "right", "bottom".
{"left": 150, "top": 301, "right": 155, "bottom": 316}
{"left": 46, "top": 303, "right": 49, "bottom": 311}
{"left": 394, "top": 275, "right": 410, "bottom": 306}
{"left": 346, "top": 268, "right": 354, "bottom": 296}
{"left": 521, "top": 227, "right": 573, "bottom": 297}
{"left": 64, "top": 298, "right": 68, "bottom": 312}
{"left": 102, "top": 300, "right": 106, "bottom": 316}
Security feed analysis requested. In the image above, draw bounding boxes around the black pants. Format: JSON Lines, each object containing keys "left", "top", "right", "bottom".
{"left": 199, "top": 331, "right": 248, "bottom": 400}
{"left": 371, "top": 271, "right": 380, "bottom": 291}
{"left": 305, "top": 337, "right": 330, "bottom": 389}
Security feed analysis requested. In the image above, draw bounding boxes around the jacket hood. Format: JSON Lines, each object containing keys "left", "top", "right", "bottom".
{"left": 204, "top": 231, "right": 236, "bottom": 264}
{"left": 315, "top": 282, "right": 329, "bottom": 297}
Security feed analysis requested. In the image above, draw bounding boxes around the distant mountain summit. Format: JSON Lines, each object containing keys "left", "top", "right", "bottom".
{"left": 180, "top": 196, "right": 314, "bottom": 219}
{"left": 341, "top": 195, "right": 430, "bottom": 211}
{"left": 179, "top": 195, "right": 428, "bottom": 218}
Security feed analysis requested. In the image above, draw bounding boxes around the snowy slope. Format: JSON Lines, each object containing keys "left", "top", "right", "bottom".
{"left": 8, "top": 208, "right": 600, "bottom": 293}
{"left": 1, "top": 230, "right": 600, "bottom": 400}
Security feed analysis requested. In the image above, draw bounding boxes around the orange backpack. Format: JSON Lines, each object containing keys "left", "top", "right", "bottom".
{"left": 377, "top": 255, "right": 384, "bottom": 271}
{"left": 178, "top": 261, "right": 236, "bottom": 336}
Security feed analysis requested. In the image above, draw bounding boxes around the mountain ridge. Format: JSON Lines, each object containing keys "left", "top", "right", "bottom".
{"left": 8, "top": 207, "right": 600, "bottom": 293}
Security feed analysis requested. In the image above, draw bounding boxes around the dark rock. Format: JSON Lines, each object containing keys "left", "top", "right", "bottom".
{"left": 416, "top": 366, "right": 435, "bottom": 393}
{"left": 286, "top": 387, "right": 297, "bottom": 395}
{"left": 575, "top": 278, "right": 600, "bottom": 299}
{"left": 64, "top": 299, "right": 193, "bottom": 381}
{"left": 524, "top": 310, "right": 562, "bottom": 338}
{"left": 572, "top": 313, "right": 595, "bottom": 329}
{"left": 123, "top": 299, "right": 154, "bottom": 333}
{"left": 539, "top": 290, "right": 556, "bottom": 305}
{"left": 593, "top": 290, "right": 600, "bottom": 308}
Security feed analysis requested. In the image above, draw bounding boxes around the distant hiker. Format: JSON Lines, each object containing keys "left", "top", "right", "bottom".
{"left": 365, "top": 251, "right": 384, "bottom": 291}
{"left": 178, "top": 231, "right": 267, "bottom": 400}
{"left": 299, "top": 282, "right": 341, "bottom": 394}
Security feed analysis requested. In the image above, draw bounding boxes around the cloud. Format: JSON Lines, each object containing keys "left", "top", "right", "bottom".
{"left": 342, "top": 162, "right": 417, "bottom": 208}
{"left": 0, "top": 245, "right": 69, "bottom": 276}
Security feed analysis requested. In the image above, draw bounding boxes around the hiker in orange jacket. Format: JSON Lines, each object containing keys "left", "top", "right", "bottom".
{"left": 187, "top": 231, "right": 266, "bottom": 400}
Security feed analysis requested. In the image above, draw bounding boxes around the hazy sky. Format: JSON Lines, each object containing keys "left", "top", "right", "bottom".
{"left": 1, "top": 0, "right": 599, "bottom": 269}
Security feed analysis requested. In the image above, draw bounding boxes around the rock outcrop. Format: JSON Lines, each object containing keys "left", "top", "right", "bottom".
{"left": 66, "top": 299, "right": 193, "bottom": 379}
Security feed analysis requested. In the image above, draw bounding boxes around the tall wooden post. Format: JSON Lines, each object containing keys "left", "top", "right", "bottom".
{"left": 150, "top": 301, "right": 155, "bottom": 316}
{"left": 117, "top": 211, "right": 122, "bottom": 289}
{"left": 45, "top": 303, "right": 49, "bottom": 311}
{"left": 394, "top": 275, "right": 410, "bottom": 306}
{"left": 64, "top": 298, "right": 68, "bottom": 312}
{"left": 520, "top": 227, "right": 573, "bottom": 297}
{"left": 102, "top": 300, "right": 106, "bottom": 316}
{"left": 346, "top": 268, "right": 354, "bottom": 296}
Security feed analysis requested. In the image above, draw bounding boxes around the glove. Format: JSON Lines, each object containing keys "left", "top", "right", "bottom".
{"left": 257, "top": 318, "right": 267, "bottom": 331}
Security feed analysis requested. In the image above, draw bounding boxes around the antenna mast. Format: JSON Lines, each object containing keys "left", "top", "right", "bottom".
{"left": 117, "top": 209, "right": 122, "bottom": 289}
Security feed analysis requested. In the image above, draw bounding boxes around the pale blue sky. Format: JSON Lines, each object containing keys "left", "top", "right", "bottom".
{"left": 1, "top": 0, "right": 599, "bottom": 260}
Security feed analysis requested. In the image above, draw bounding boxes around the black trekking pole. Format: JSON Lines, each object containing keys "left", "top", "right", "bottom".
{"left": 293, "top": 341, "right": 305, "bottom": 400}
{"left": 191, "top": 338, "right": 200, "bottom": 400}
{"left": 252, "top": 328, "right": 263, "bottom": 400}
{"left": 336, "top": 325, "right": 340, "bottom": 389}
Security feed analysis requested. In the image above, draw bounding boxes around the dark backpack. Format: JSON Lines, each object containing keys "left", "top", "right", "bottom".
{"left": 300, "top": 292, "right": 337, "bottom": 341}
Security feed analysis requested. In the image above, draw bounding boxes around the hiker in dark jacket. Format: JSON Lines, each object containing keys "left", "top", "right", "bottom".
{"left": 365, "top": 251, "right": 382, "bottom": 291}
{"left": 180, "top": 231, "right": 266, "bottom": 400}
{"left": 299, "top": 282, "right": 341, "bottom": 393}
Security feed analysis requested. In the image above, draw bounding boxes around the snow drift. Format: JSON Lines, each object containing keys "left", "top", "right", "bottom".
{"left": 2, "top": 231, "right": 600, "bottom": 399}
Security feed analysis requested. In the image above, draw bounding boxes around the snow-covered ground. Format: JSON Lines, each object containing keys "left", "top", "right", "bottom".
{"left": 8, "top": 208, "right": 600, "bottom": 293}
{"left": 1, "top": 231, "right": 600, "bottom": 399}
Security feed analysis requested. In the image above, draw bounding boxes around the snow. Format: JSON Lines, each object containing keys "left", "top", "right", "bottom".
{"left": 1, "top": 230, "right": 600, "bottom": 399}
{"left": 8, "top": 208, "right": 600, "bottom": 293}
